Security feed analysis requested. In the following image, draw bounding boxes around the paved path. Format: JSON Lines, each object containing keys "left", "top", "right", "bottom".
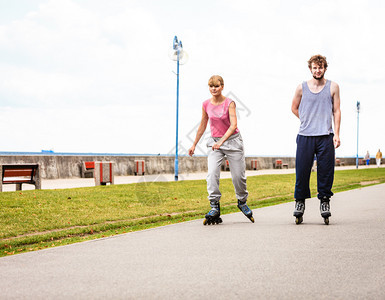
{"left": 1, "top": 183, "right": 384, "bottom": 299}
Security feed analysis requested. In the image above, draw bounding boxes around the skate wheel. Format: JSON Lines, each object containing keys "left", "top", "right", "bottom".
{"left": 295, "top": 216, "right": 303, "bottom": 225}
{"left": 324, "top": 217, "right": 329, "bottom": 225}
{"left": 249, "top": 216, "right": 255, "bottom": 223}
{"left": 203, "top": 219, "right": 208, "bottom": 226}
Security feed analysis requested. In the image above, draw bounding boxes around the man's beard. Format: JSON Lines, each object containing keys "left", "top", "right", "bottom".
{"left": 313, "top": 74, "right": 324, "bottom": 80}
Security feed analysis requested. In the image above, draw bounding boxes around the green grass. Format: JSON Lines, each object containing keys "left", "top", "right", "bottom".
{"left": 1, "top": 168, "right": 385, "bottom": 256}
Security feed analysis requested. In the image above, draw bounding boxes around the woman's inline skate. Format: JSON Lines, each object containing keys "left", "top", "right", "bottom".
{"left": 203, "top": 201, "right": 222, "bottom": 225}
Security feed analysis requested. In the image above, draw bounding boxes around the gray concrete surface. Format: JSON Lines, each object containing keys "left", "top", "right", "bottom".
{"left": 0, "top": 183, "right": 384, "bottom": 299}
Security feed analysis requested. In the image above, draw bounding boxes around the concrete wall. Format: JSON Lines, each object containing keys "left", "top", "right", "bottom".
{"left": 0, "top": 155, "right": 208, "bottom": 179}
{"left": 245, "top": 157, "right": 296, "bottom": 170}
{"left": 0, "top": 155, "right": 370, "bottom": 180}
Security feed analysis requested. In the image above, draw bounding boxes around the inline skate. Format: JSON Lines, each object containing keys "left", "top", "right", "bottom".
{"left": 203, "top": 201, "right": 222, "bottom": 225}
{"left": 320, "top": 196, "right": 331, "bottom": 225}
{"left": 293, "top": 199, "right": 305, "bottom": 224}
{"left": 237, "top": 200, "right": 254, "bottom": 223}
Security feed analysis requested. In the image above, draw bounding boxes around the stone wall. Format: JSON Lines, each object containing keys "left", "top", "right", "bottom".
{"left": 0, "top": 155, "right": 208, "bottom": 179}
{"left": 0, "top": 155, "right": 364, "bottom": 179}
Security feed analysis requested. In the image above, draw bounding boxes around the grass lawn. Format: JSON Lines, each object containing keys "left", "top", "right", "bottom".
{"left": 1, "top": 168, "right": 385, "bottom": 256}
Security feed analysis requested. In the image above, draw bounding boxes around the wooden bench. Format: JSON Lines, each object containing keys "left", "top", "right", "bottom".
{"left": 275, "top": 160, "right": 283, "bottom": 169}
{"left": 0, "top": 164, "right": 41, "bottom": 192}
{"left": 81, "top": 161, "right": 95, "bottom": 178}
{"left": 335, "top": 159, "right": 345, "bottom": 166}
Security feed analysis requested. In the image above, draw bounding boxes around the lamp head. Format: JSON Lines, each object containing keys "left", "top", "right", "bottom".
{"left": 173, "top": 36, "right": 179, "bottom": 50}
{"left": 169, "top": 36, "right": 188, "bottom": 64}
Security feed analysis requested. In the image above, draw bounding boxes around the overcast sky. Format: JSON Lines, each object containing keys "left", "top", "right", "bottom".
{"left": 0, "top": 0, "right": 384, "bottom": 157}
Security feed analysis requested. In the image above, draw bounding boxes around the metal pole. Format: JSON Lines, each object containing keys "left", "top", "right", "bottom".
{"left": 356, "top": 101, "right": 360, "bottom": 169}
{"left": 174, "top": 49, "right": 180, "bottom": 181}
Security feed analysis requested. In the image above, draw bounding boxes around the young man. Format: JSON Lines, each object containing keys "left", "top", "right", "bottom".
{"left": 291, "top": 54, "right": 341, "bottom": 225}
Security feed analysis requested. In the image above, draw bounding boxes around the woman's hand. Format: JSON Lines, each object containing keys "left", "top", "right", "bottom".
{"left": 212, "top": 142, "right": 222, "bottom": 150}
{"left": 188, "top": 145, "right": 195, "bottom": 156}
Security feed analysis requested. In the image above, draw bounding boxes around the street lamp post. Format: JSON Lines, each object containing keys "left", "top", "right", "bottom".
{"left": 172, "top": 36, "right": 183, "bottom": 181}
{"left": 356, "top": 101, "right": 360, "bottom": 169}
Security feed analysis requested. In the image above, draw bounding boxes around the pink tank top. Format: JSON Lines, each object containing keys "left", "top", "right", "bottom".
{"left": 203, "top": 98, "right": 239, "bottom": 137}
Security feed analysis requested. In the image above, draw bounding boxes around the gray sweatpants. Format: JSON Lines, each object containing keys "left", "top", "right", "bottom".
{"left": 206, "top": 133, "right": 248, "bottom": 205}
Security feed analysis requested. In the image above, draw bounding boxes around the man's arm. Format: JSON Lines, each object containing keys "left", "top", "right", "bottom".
{"left": 291, "top": 84, "right": 302, "bottom": 118}
{"left": 331, "top": 81, "right": 341, "bottom": 148}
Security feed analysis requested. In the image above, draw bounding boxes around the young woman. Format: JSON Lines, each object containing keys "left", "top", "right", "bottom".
{"left": 188, "top": 75, "right": 254, "bottom": 225}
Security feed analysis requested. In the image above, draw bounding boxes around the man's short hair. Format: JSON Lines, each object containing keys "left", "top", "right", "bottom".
{"left": 308, "top": 54, "right": 328, "bottom": 69}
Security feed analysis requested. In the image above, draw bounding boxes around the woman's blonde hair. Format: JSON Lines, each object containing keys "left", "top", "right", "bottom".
{"left": 208, "top": 75, "right": 224, "bottom": 87}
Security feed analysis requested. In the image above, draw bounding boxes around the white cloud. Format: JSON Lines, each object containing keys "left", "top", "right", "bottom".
{"left": 0, "top": 0, "right": 384, "bottom": 157}
{"left": 0, "top": 0, "right": 172, "bottom": 108}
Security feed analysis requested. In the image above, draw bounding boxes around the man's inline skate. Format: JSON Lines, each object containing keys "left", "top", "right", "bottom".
{"left": 293, "top": 199, "right": 305, "bottom": 224}
{"left": 320, "top": 196, "right": 331, "bottom": 225}
{"left": 203, "top": 201, "right": 222, "bottom": 225}
{"left": 237, "top": 200, "right": 254, "bottom": 223}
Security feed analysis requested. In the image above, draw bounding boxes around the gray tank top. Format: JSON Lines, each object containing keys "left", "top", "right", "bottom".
{"left": 298, "top": 80, "right": 333, "bottom": 136}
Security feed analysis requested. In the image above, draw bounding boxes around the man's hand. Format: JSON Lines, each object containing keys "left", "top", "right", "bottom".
{"left": 334, "top": 135, "right": 341, "bottom": 148}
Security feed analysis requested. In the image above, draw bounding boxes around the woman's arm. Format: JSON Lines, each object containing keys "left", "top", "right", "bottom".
{"left": 188, "top": 107, "right": 209, "bottom": 156}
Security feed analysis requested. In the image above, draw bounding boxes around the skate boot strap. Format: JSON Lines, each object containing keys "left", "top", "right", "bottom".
{"left": 237, "top": 201, "right": 252, "bottom": 213}
{"left": 209, "top": 200, "right": 220, "bottom": 209}
{"left": 295, "top": 202, "right": 305, "bottom": 209}
{"left": 208, "top": 209, "right": 219, "bottom": 215}
{"left": 237, "top": 199, "right": 248, "bottom": 205}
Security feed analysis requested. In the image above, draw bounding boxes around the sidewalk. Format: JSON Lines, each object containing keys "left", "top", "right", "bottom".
{"left": 0, "top": 183, "right": 384, "bottom": 299}
{"left": 2, "top": 164, "right": 382, "bottom": 191}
